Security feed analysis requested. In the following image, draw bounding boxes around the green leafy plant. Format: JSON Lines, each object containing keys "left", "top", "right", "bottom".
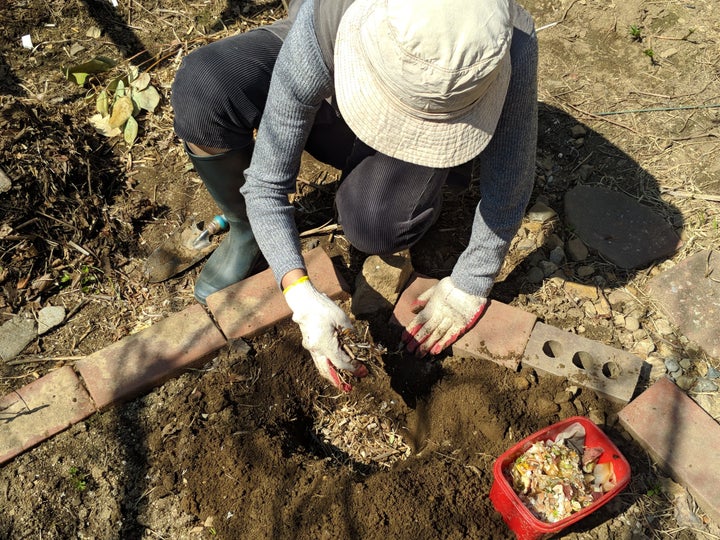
{"left": 58, "top": 265, "right": 102, "bottom": 293}
{"left": 68, "top": 466, "right": 88, "bottom": 492}
{"left": 643, "top": 48, "right": 658, "bottom": 65}
{"left": 63, "top": 56, "right": 116, "bottom": 85}
{"left": 63, "top": 58, "right": 161, "bottom": 147}
{"left": 78, "top": 265, "right": 99, "bottom": 293}
{"left": 629, "top": 24, "right": 643, "bottom": 41}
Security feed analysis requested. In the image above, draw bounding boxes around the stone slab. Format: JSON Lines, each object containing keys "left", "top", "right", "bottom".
{"left": 522, "top": 322, "right": 644, "bottom": 402}
{"left": 0, "top": 366, "right": 96, "bottom": 465}
{"left": 0, "top": 313, "right": 36, "bottom": 362}
{"left": 390, "top": 275, "right": 537, "bottom": 370}
{"left": 646, "top": 249, "right": 720, "bottom": 360}
{"left": 206, "top": 247, "right": 349, "bottom": 340}
{"left": 75, "top": 304, "right": 226, "bottom": 409}
{"left": 564, "top": 185, "right": 681, "bottom": 269}
{"left": 352, "top": 250, "right": 413, "bottom": 317}
{"left": 618, "top": 377, "right": 720, "bottom": 524}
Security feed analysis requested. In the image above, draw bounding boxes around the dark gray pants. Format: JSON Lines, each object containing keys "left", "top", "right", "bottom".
{"left": 172, "top": 28, "right": 450, "bottom": 254}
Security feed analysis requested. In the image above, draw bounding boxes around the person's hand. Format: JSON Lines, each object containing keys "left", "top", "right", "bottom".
{"left": 283, "top": 276, "right": 368, "bottom": 391}
{"left": 402, "top": 277, "right": 487, "bottom": 357}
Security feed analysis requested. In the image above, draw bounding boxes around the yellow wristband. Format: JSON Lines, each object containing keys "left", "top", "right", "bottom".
{"left": 282, "top": 275, "right": 309, "bottom": 295}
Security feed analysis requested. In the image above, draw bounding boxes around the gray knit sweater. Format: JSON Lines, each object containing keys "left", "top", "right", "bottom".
{"left": 242, "top": 0, "right": 538, "bottom": 298}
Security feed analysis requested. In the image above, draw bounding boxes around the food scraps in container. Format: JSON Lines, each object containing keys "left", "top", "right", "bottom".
{"left": 509, "top": 423, "right": 616, "bottom": 523}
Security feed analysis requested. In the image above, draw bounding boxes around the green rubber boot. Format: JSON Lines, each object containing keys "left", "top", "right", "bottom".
{"left": 187, "top": 144, "right": 259, "bottom": 305}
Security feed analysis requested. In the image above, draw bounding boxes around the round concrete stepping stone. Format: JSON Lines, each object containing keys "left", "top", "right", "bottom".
{"left": 564, "top": 185, "right": 681, "bottom": 269}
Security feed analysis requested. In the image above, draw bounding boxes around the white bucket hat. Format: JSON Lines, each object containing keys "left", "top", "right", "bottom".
{"left": 334, "top": 0, "right": 514, "bottom": 169}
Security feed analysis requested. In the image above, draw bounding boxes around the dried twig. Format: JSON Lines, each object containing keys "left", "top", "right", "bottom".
{"left": 7, "top": 356, "right": 86, "bottom": 366}
{"left": 596, "top": 103, "right": 720, "bottom": 116}
{"left": 299, "top": 221, "right": 340, "bottom": 237}
{"left": 663, "top": 190, "right": 720, "bottom": 202}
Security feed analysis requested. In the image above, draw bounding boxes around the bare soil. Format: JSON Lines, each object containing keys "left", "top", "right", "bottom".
{"left": 1, "top": 0, "right": 719, "bottom": 539}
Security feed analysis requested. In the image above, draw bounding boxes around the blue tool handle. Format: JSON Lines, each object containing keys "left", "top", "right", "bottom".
{"left": 207, "top": 215, "right": 228, "bottom": 235}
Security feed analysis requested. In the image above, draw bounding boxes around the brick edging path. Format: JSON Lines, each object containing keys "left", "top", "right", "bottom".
{"left": 1, "top": 247, "right": 718, "bottom": 524}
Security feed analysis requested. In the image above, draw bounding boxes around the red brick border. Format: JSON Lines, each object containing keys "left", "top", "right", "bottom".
{"left": 0, "top": 366, "right": 96, "bottom": 465}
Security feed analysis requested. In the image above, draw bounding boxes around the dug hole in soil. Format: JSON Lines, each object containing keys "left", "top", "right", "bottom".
{"left": 2, "top": 0, "right": 720, "bottom": 538}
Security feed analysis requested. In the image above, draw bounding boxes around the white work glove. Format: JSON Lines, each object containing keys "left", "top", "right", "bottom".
{"left": 283, "top": 277, "right": 368, "bottom": 392}
{"left": 402, "top": 277, "right": 487, "bottom": 357}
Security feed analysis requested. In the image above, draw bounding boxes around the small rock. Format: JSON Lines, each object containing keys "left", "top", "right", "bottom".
{"left": 577, "top": 164, "right": 593, "bottom": 181}
{"left": 607, "top": 289, "right": 634, "bottom": 307}
{"left": 86, "top": 26, "right": 102, "bottom": 39}
{"left": 513, "top": 376, "right": 530, "bottom": 391}
{"left": 657, "top": 341, "right": 678, "bottom": 358}
{"left": 645, "top": 354, "right": 667, "bottom": 380}
{"left": 0, "top": 313, "right": 37, "bottom": 362}
{"left": 526, "top": 266, "right": 545, "bottom": 284}
{"left": 692, "top": 393, "right": 720, "bottom": 419}
{"left": 673, "top": 491, "right": 705, "bottom": 529}
{"left": 654, "top": 318, "right": 674, "bottom": 336}
{"left": 595, "top": 297, "right": 612, "bottom": 318}
{"left": 692, "top": 378, "right": 718, "bottom": 393}
{"left": 38, "top": 305, "right": 66, "bottom": 336}
{"left": 583, "top": 301, "right": 597, "bottom": 317}
{"left": 546, "top": 233, "right": 564, "bottom": 250}
{"left": 527, "top": 201, "right": 557, "bottom": 222}
{"left": 675, "top": 375, "right": 695, "bottom": 391}
{"left": 553, "top": 390, "right": 572, "bottom": 404}
{"left": 708, "top": 366, "right": 720, "bottom": 379}
{"left": 352, "top": 250, "right": 413, "bottom": 317}
{"left": 0, "top": 167, "right": 12, "bottom": 193}
{"left": 570, "top": 124, "right": 587, "bottom": 139}
{"left": 664, "top": 357, "right": 681, "bottom": 375}
{"left": 631, "top": 339, "right": 655, "bottom": 358}
{"left": 624, "top": 315, "right": 640, "bottom": 332}
{"left": 565, "top": 281, "right": 598, "bottom": 300}
{"left": 566, "top": 237, "right": 589, "bottom": 261}
{"left": 538, "top": 260, "right": 558, "bottom": 277}
{"left": 632, "top": 328, "right": 649, "bottom": 341}
{"left": 624, "top": 304, "right": 646, "bottom": 319}
{"left": 696, "top": 362, "right": 708, "bottom": 378}
{"left": 679, "top": 358, "right": 692, "bottom": 370}
{"left": 576, "top": 265, "right": 595, "bottom": 277}
{"left": 549, "top": 246, "right": 565, "bottom": 265}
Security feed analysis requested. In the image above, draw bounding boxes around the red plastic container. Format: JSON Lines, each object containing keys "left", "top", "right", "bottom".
{"left": 490, "top": 416, "right": 631, "bottom": 540}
